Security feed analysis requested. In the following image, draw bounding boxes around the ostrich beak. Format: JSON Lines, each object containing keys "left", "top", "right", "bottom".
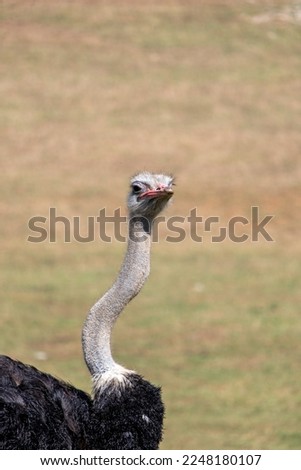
{"left": 138, "top": 186, "right": 174, "bottom": 200}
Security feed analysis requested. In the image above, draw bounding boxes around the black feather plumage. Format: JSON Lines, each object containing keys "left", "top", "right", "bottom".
{"left": 0, "top": 355, "right": 164, "bottom": 450}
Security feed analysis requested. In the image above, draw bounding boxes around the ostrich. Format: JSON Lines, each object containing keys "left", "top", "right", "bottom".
{"left": 0, "top": 171, "right": 174, "bottom": 450}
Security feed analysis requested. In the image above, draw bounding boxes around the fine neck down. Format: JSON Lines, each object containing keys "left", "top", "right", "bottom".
{"left": 82, "top": 215, "right": 152, "bottom": 380}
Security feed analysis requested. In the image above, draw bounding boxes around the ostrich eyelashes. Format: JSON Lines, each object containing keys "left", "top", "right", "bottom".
{"left": 132, "top": 183, "right": 143, "bottom": 193}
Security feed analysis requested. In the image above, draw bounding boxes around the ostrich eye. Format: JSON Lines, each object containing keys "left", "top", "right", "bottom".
{"left": 132, "top": 184, "right": 142, "bottom": 194}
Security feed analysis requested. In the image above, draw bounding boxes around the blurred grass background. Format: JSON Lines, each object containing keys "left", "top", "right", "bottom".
{"left": 1, "top": 0, "right": 301, "bottom": 449}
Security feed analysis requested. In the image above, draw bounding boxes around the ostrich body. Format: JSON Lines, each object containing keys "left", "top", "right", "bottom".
{"left": 0, "top": 172, "right": 174, "bottom": 450}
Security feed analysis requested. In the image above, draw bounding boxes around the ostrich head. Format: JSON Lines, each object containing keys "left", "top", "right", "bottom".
{"left": 128, "top": 172, "right": 174, "bottom": 219}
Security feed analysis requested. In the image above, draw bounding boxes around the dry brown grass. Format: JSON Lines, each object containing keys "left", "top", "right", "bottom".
{"left": 1, "top": 0, "right": 301, "bottom": 449}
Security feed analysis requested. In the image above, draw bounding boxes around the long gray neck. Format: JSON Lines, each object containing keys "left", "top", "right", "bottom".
{"left": 82, "top": 216, "right": 152, "bottom": 379}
